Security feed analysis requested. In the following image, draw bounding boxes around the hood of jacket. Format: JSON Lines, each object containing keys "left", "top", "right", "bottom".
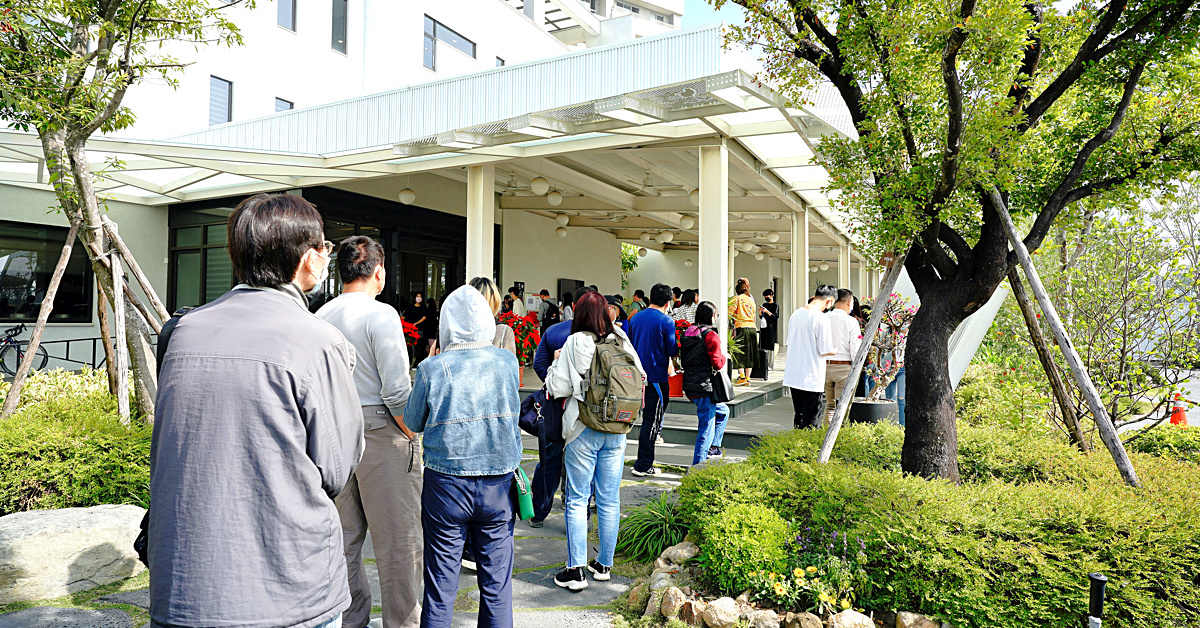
{"left": 439, "top": 285, "right": 496, "bottom": 348}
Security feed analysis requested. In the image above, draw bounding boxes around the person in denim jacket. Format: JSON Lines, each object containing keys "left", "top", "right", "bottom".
{"left": 404, "top": 282, "right": 522, "bottom": 628}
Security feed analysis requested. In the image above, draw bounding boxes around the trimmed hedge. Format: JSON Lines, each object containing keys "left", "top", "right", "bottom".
{"left": 680, "top": 423, "right": 1200, "bottom": 628}
{"left": 0, "top": 370, "right": 150, "bottom": 515}
{"left": 1129, "top": 424, "right": 1200, "bottom": 466}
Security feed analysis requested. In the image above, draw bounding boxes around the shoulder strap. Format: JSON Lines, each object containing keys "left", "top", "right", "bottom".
{"left": 155, "top": 306, "right": 194, "bottom": 377}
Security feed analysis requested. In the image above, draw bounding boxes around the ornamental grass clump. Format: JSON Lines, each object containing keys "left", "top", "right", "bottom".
{"left": 614, "top": 493, "right": 689, "bottom": 562}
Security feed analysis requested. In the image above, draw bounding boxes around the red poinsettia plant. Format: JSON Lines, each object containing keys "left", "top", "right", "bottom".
{"left": 499, "top": 312, "right": 541, "bottom": 366}
{"left": 402, "top": 320, "right": 421, "bottom": 348}
{"left": 674, "top": 318, "right": 691, "bottom": 348}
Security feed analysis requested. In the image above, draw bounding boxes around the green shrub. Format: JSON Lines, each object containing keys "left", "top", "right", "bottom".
{"left": 615, "top": 493, "right": 689, "bottom": 562}
{"left": 0, "top": 369, "right": 150, "bottom": 515}
{"left": 676, "top": 459, "right": 788, "bottom": 526}
{"left": 955, "top": 362, "right": 1053, "bottom": 431}
{"left": 1129, "top": 424, "right": 1200, "bottom": 465}
{"left": 697, "top": 502, "right": 788, "bottom": 594}
{"left": 682, "top": 427, "right": 1200, "bottom": 628}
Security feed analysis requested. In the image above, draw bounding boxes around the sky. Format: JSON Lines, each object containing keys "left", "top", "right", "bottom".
{"left": 681, "top": 0, "right": 745, "bottom": 29}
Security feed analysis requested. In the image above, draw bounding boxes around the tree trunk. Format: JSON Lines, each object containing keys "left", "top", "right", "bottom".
{"left": 124, "top": 292, "right": 157, "bottom": 419}
{"left": 96, "top": 275, "right": 119, "bottom": 396}
{"left": 1007, "top": 267, "right": 1089, "bottom": 451}
{"left": 0, "top": 220, "right": 82, "bottom": 419}
{"left": 900, "top": 298, "right": 962, "bottom": 482}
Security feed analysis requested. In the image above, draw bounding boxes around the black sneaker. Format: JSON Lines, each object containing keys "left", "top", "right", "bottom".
{"left": 554, "top": 566, "right": 589, "bottom": 591}
{"left": 708, "top": 446, "right": 723, "bottom": 458}
{"left": 587, "top": 560, "right": 611, "bottom": 581}
{"left": 527, "top": 518, "right": 545, "bottom": 529}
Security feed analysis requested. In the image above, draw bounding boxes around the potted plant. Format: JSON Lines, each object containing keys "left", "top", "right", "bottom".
{"left": 850, "top": 293, "right": 917, "bottom": 424}
{"left": 402, "top": 320, "right": 421, "bottom": 350}
{"left": 499, "top": 311, "right": 541, "bottom": 386}
{"left": 669, "top": 318, "right": 690, "bottom": 397}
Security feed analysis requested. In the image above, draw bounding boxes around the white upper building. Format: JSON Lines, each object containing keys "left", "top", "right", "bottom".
{"left": 120, "top": 0, "right": 682, "bottom": 140}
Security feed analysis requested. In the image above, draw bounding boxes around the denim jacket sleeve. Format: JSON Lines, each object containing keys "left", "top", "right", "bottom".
{"left": 404, "top": 364, "right": 430, "bottom": 433}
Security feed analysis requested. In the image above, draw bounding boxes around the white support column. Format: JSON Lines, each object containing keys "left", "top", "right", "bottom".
{"left": 838, "top": 241, "right": 851, "bottom": 288}
{"left": 466, "top": 164, "right": 495, "bottom": 281}
{"left": 857, "top": 260, "right": 868, "bottom": 299}
{"left": 791, "top": 209, "right": 809, "bottom": 312}
{"left": 698, "top": 144, "right": 730, "bottom": 349}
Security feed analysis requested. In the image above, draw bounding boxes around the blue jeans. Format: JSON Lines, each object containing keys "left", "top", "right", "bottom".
{"left": 691, "top": 396, "right": 729, "bottom": 465}
{"left": 420, "top": 470, "right": 515, "bottom": 628}
{"left": 866, "top": 367, "right": 906, "bottom": 426}
{"left": 564, "top": 427, "right": 625, "bottom": 568}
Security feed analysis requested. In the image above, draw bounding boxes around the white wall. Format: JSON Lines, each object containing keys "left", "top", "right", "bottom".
{"left": 118, "top": 0, "right": 569, "bottom": 140}
{"left": 501, "top": 212, "right": 622, "bottom": 297}
{"left": 623, "top": 247, "right": 697, "bottom": 298}
{"left": 0, "top": 185, "right": 168, "bottom": 369}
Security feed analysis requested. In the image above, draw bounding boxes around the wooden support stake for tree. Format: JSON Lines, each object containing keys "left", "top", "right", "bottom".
{"left": 101, "top": 218, "right": 170, "bottom": 323}
{"left": 110, "top": 245, "right": 131, "bottom": 423}
{"left": 83, "top": 239, "right": 162, "bottom": 334}
{"left": 1, "top": 221, "right": 82, "bottom": 419}
{"left": 989, "top": 187, "right": 1141, "bottom": 488}
{"left": 96, "top": 275, "right": 118, "bottom": 396}
{"left": 1007, "top": 267, "right": 1089, "bottom": 452}
{"left": 819, "top": 251, "right": 908, "bottom": 463}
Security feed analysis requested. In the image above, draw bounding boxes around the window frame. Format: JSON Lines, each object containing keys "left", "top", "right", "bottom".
{"left": 209, "top": 75, "right": 233, "bottom": 126}
{"left": 422, "top": 15, "right": 476, "bottom": 71}
{"left": 167, "top": 223, "right": 235, "bottom": 312}
{"left": 275, "top": 97, "right": 294, "bottom": 112}
{"left": 0, "top": 219, "right": 94, "bottom": 324}
{"left": 277, "top": 0, "right": 296, "bottom": 31}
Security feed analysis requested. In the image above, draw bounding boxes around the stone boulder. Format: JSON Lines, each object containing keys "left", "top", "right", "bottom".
{"left": 650, "top": 569, "right": 675, "bottom": 591}
{"left": 702, "top": 597, "right": 740, "bottom": 628}
{"left": 897, "top": 611, "right": 939, "bottom": 628}
{"left": 747, "top": 609, "right": 780, "bottom": 628}
{"left": 661, "top": 586, "right": 687, "bottom": 617}
{"left": 783, "top": 611, "right": 823, "bottom": 628}
{"left": 680, "top": 600, "right": 708, "bottom": 627}
{"left": 0, "top": 505, "right": 145, "bottom": 604}
{"left": 661, "top": 540, "right": 700, "bottom": 564}
{"left": 831, "top": 610, "right": 875, "bottom": 628}
{"left": 627, "top": 583, "right": 648, "bottom": 611}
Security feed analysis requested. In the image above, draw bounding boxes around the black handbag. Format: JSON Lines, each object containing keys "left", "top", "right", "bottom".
{"left": 518, "top": 387, "right": 565, "bottom": 444}
{"left": 711, "top": 366, "right": 734, "bottom": 403}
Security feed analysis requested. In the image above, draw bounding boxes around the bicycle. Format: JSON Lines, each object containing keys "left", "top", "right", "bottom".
{"left": 0, "top": 323, "right": 49, "bottom": 376}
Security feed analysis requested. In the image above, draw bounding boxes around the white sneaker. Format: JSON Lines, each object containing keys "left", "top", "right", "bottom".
{"left": 461, "top": 559, "right": 477, "bottom": 571}
{"left": 655, "top": 435, "right": 665, "bottom": 444}
{"left": 631, "top": 467, "right": 661, "bottom": 477}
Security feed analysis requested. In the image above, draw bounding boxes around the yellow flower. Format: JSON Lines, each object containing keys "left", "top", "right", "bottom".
{"left": 793, "top": 568, "right": 804, "bottom": 579}
{"left": 796, "top": 578, "right": 806, "bottom": 587}
{"left": 806, "top": 566, "right": 818, "bottom": 574}
{"left": 841, "top": 599, "right": 852, "bottom": 610}
{"left": 773, "top": 582, "right": 786, "bottom": 596}
{"left": 769, "top": 572, "right": 777, "bottom": 580}
{"left": 819, "top": 592, "right": 831, "bottom": 603}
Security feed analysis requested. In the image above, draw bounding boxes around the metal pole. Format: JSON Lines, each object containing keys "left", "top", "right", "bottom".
{"left": 1088, "top": 573, "right": 1107, "bottom": 628}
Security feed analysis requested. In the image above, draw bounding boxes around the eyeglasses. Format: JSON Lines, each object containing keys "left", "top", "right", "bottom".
{"left": 316, "top": 240, "right": 334, "bottom": 255}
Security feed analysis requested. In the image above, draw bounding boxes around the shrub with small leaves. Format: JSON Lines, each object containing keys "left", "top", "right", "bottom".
{"left": 696, "top": 502, "right": 788, "bottom": 594}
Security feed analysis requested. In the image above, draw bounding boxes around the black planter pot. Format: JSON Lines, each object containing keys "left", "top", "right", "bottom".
{"left": 848, "top": 399, "right": 899, "bottom": 424}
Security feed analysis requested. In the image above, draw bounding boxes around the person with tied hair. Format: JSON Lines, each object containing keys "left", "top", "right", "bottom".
{"left": 317, "top": 236, "right": 422, "bottom": 628}
{"left": 680, "top": 301, "right": 729, "bottom": 463}
{"left": 150, "top": 193, "right": 363, "bottom": 628}
{"left": 471, "top": 276, "right": 517, "bottom": 358}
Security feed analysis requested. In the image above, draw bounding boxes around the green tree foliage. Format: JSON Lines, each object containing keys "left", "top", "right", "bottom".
{"left": 621, "top": 242, "right": 641, "bottom": 290}
{"left": 718, "top": 0, "right": 1200, "bottom": 480}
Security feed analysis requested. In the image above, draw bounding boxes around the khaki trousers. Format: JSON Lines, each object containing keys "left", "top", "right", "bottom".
{"left": 823, "top": 363, "right": 852, "bottom": 424}
{"left": 338, "top": 413, "right": 424, "bottom": 628}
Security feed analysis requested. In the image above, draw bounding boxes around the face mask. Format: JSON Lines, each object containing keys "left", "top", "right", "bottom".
{"left": 305, "top": 252, "right": 329, "bottom": 295}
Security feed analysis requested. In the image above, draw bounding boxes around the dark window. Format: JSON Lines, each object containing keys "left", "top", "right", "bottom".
{"left": 278, "top": 0, "right": 296, "bottom": 30}
{"left": 275, "top": 97, "right": 294, "bottom": 112}
{"left": 0, "top": 220, "right": 92, "bottom": 323}
{"left": 422, "top": 15, "right": 475, "bottom": 71}
{"left": 331, "top": 0, "right": 347, "bottom": 53}
{"left": 169, "top": 221, "right": 235, "bottom": 310}
{"left": 209, "top": 76, "right": 232, "bottom": 125}
{"left": 496, "top": 57, "right": 505, "bottom": 67}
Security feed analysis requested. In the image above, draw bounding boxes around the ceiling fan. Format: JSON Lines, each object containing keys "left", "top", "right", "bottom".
{"left": 627, "top": 169, "right": 686, "bottom": 196}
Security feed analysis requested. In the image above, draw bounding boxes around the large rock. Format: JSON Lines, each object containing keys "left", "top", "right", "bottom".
{"left": 650, "top": 569, "right": 675, "bottom": 591}
{"left": 627, "top": 583, "right": 649, "bottom": 611}
{"left": 702, "top": 597, "right": 740, "bottom": 628}
{"left": 831, "top": 610, "right": 875, "bottom": 628}
{"left": 680, "top": 600, "right": 708, "bottom": 627}
{"left": 0, "top": 505, "right": 145, "bottom": 604}
{"left": 897, "top": 611, "right": 939, "bottom": 628}
{"left": 661, "top": 540, "right": 700, "bottom": 564}
{"left": 660, "top": 586, "right": 687, "bottom": 617}
{"left": 748, "top": 609, "right": 780, "bottom": 628}
{"left": 783, "top": 611, "right": 822, "bottom": 628}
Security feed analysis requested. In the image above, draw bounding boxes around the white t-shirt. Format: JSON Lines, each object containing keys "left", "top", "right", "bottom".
{"left": 783, "top": 307, "right": 835, "bottom": 392}
{"left": 827, "top": 308, "right": 863, "bottom": 361}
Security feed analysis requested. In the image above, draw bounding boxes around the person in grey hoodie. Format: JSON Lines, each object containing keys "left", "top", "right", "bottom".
{"left": 404, "top": 283, "right": 522, "bottom": 628}
{"left": 316, "top": 236, "right": 422, "bottom": 628}
{"left": 150, "top": 193, "right": 364, "bottom": 628}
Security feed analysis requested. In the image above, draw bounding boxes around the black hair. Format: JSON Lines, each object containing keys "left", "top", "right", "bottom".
{"left": 649, "top": 283, "right": 673, "bottom": 307}
{"left": 634, "top": 289, "right": 646, "bottom": 299}
{"left": 695, "top": 301, "right": 716, "bottom": 326}
{"left": 836, "top": 288, "right": 854, "bottom": 304}
{"left": 588, "top": 284, "right": 599, "bottom": 291}
{"left": 735, "top": 278, "right": 750, "bottom": 295}
{"left": 815, "top": 284, "right": 837, "bottom": 299}
{"left": 574, "top": 285, "right": 596, "bottom": 303}
{"left": 762, "top": 288, "right": 774, "bottom": 298}
{"left": 508, "top": 286, "right": 521, "bottom": 296}
{"left": 227, "top": 193, "right": 324, "bottom": 288}
{"left": 672, "top": 286, "right": 682, "bottom": 297}
{"left": 539, "top": 289, "right": 550, "bottom": 297}
{"left": 681, "top": 288, "right": 696, "bottom": 304}
{"left": 336, "top": 235, "right": 385, "bottom": 284}
{"left": 850, "top": 296, "right": 865, "bottom": 319}
{"left": 562, "top": 291, "right": 574, "bottom": 306}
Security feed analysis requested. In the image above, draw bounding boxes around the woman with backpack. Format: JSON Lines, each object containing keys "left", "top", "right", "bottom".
{"left": 545, "top": 291, "right": 645, "bottom": 591}
{"left": 681, "top": 301, "right": 730, "bottom": 464}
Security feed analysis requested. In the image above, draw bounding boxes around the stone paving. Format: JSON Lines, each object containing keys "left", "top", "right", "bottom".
{"left": 0, "top": 395, "right": 791, "bottom": 628}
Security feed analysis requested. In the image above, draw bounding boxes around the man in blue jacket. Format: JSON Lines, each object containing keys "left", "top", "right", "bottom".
{"left": 528, "top": 285, "right": 596, "bottom": 527}
{"left": 623, "top": 283, "right": 679, "bottom": 476}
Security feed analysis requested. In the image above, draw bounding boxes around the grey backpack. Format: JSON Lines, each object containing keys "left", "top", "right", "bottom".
{"left": 579, "top": 333, "right": 644, "bottom": 434}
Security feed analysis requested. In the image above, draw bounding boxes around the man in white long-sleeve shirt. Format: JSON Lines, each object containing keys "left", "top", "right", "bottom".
{"left": 824, "top": 289, "right": 863, "bottom": 423}
{"left": 317, "top": 236, "right": 422, "bottom": 628}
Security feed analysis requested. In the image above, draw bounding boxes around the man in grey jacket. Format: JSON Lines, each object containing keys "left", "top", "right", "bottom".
{"left": 150, "top": 193, "right": 364, "bottom": 628}
{"left": 317, "top": 236, "right": 422, "bottom": 628}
